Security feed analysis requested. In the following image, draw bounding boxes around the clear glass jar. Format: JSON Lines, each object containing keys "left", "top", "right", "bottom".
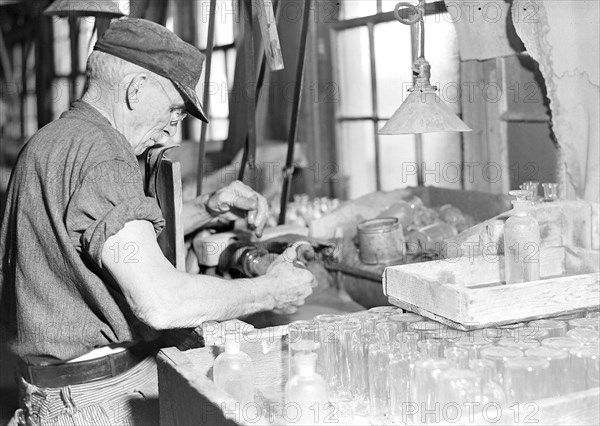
{"left": 469, "top": 359, "right": 507, "bottom": 408}
{"left": 525, "top": 346, "right": 571, "bottom": 396}
{"left": 568, "top": 317, "right": 600, "bottom": 331}
{"left": 570, "top": 346, "right": 600, "bottom": 391}
{"left": 314, "top": 314, "right": 347, "bottom": 398}
{"left": 285, "top": 352, "right": 330, "bottom": 425}
{"left": 480, "top": 346, "right": 523, "bottom": 386}
{"left": 566, "top": 328, "right": 600, "bottom": 346}
{"left": 213, "top": 331, "right": 255, "bottom": 407}
{"left": 529, "top": 319, "right": 567, "bottom": 337}
{"left": 498, "top": 337, "right": 540, "bottom": 352}
{"left": 504, "top": 357, "right": 552, "bottom": 405}
{"left": 411, "top": 358, "right": 452, "bottom": 424}
{"left": 287, "top": 320, "right": 320, "bottom": 377}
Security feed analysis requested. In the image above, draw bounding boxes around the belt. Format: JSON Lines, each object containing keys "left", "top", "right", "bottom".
{"left": 19, "top": 342, "right": 157, "bottom": 388}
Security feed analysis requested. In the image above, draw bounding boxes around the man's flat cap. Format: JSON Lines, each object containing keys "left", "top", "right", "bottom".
{"left": 94, "top": 18, "right": 208, "bottom": 122}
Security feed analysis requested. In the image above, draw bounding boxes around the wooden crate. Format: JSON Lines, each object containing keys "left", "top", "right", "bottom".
{"left": 158, "top": 325, "right": 600, "bottom": 426}
{"left": 383, "top": 246, "right": 600, "bottom": 329}
{"left": 158, "top": 327, "right": 289, "bottom": 426}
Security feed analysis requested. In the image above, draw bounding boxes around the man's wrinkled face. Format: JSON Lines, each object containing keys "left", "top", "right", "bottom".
{"left": 126, "top": 74, "right": 187, "bottom": 156}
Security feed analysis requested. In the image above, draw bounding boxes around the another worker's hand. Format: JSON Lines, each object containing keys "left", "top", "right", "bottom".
{"left": 206, "top": 181, "right": 269, "bottom": 238}
{"left": 265, "top": 243, "right": 316, "bottom": 314}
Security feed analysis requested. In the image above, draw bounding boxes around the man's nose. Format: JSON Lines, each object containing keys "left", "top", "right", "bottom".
{"left": 163, "top": 122, "right": 178, "bottom": 137}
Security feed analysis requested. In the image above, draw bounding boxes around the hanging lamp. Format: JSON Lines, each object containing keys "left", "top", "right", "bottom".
{"left": 378, "top": 0, "right": 471, "bottom": 135}
{"left": 43, "top": 0, "right": 128, "bottom": 18}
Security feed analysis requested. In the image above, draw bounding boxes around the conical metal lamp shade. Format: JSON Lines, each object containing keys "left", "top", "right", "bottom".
{"left": 378, "top": 89, "right": 471, "bottom": 135}
{"left": 43, "top": 0, "right": 128, "bottom": 17}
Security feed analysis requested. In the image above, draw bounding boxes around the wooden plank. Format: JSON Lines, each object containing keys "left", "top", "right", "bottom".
{"left": 464, "top": 272, "right": 599, "bottom": 324}
{"left": 156, "top": 157, "right": 186, "bottom": 271}
{"left": 255, "top": 0, "right": 284, "bottom": 71}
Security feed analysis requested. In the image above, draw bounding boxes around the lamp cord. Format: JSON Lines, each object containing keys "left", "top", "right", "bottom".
{"left": 419, "top": 0, "right": 425, "bottom": 58}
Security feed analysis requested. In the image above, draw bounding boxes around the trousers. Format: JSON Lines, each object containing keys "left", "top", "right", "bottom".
{"left": 7, "top": 356, "right": 159, "bottom": 426}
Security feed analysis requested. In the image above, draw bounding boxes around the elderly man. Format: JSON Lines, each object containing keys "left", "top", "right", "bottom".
{"left": 0, "top": 18, "right": 314, "bottom": 425}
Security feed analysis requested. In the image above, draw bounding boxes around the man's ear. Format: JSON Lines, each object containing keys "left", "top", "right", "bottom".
{"left": 125, "top": 73, "right": 147, "bottom": 110}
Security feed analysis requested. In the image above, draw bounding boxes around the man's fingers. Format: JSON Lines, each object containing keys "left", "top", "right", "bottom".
{"left": 230, "top": 195, "right": 258, "bottom": 212}
{"left": 253, "top": 196, "right": 268, "bottom": 237}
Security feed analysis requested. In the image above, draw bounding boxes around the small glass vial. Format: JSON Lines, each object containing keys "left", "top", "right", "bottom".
{"left": 529, "top": 319, "right": 567, "bottom": 337}
{"left": 541, "top": 182, "right": 559, "bottom": 202}
{"left": 285, "top": 352, "right": 330, "bottom": 425}
{"left": 503, "top": 190, "right": 540, "bottom": 284}
{"left": 213, "top": 331, "right": 255, "bottom": 407}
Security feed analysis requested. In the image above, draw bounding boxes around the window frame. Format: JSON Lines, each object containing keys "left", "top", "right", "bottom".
{"left": 330, "top": 0, "right": 463, "bottom": 195}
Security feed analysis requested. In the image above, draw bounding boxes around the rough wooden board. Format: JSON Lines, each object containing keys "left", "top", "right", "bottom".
{"left": 156, "top": 157, "right": 186, "bottom": 271}
{"left": 255, "top": 0, "right": 284, "bottom": 71}
{"left": 384, "top": 246, "right": 600, "bottom": 327}
{"left": 432, "top": 387, "right": 600, "bottom": 425}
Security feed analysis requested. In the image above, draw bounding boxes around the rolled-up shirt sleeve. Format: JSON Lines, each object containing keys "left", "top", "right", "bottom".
{"left": 65, "top": 159, "right": 165, "bottom": 267}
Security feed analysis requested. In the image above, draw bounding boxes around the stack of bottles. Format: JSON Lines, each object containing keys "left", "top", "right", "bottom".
{"left": 211, "top": 307, "right": 599, "bottom": 425}
{"left": 284, "top": 306, "right": 600, "bottom": 425}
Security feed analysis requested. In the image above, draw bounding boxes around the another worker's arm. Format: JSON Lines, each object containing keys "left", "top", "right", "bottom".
{"left": 101, "top": 219, "right": 314, "bottom": 330}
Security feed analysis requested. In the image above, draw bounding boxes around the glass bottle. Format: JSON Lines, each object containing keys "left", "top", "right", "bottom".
{"left": 503, "top": 190, "right": 540, "bottom": 284}
{"left": 469, "top": 359, "right": 507, "bottom": 408}
{"left": 285, "top": 352, "right": 330, "bottom": 425}
{"left": 213, "top": 331, "right": 254, "bottom": 407}
{"left": 368, "top": 322, "right": 401, "bottom": 425}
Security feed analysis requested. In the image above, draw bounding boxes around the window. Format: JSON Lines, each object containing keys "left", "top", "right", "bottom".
{"left": 186, "top": 0, "right": 237, "bottom": 145}
{"left": 332, "top": 0, "right": 463, "bottom": 199}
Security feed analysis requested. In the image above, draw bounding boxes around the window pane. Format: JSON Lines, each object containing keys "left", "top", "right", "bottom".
{"left": 378, "top": 121, "right": 418, "bottom": 190}
{"left": 209, "top": 118, "right": 229, "bottom": 141}
{"left": 336, "top": 27, "right": 373, "bottom": 117}
{"left": 338, "top": 121, "right": 376, "bottom": 199}
{"left": 374, "top": 21, "right": 413, "bottom": 119}
{"left": 197, "top": 0, "right": 236, "bottom": 49}
{"left": 424, "top": 12, "right": 461, "bottom": 114}
{"left": 340, "top": 0, "right": 377, "bottom": 20}
{"left": 53, "top": 19, "right": 71, "bottom": 75}
{"left": 381, "top": 0, "right": 398, "bottom": 13}
{"left": 421, "top": 132, "right": 462, "bottom": 189}
{"left": 382, "top": 0, "right": 441, "bottom": 13}
{"left": 215, "top": 0, "right": 235, "bottom": 45}
{"left": 226, "top": 48, "right": 236, "bottom": 87}
{"left": 79, "top": 18, "right": 96, "bottom": 72}
{"left": 209, "top": 51, "right": 229, "bottom": 119}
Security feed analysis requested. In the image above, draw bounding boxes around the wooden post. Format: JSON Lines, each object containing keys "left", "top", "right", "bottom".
{"left": 255, "top": 0, "right": 284, "bottom": 71}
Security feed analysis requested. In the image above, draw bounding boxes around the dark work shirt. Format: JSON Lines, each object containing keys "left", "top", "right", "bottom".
{"left": 0, "top": 101, "right": 165, "bottom": 361}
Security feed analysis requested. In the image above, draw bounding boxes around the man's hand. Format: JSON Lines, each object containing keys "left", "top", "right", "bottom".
{"left": 206, "top": 181, "right": 269, "bottom": 238}
{"left": 264, "top": 243, "right": 316, "bottom": 315}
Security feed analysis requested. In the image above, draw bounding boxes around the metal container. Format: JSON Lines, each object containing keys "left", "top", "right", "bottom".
{"left": 357, "top": 217, "right": 405, "bottom": 265}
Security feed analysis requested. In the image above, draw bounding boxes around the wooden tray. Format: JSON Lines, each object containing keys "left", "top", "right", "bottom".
{"left": 383, "top": 246, "right": 600, "bottom": 330}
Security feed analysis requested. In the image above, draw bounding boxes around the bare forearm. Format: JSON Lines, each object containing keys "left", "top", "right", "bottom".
{"left": 102, "top": 220, "right": 276, "bottom": 331}
{"left": 150, "top": 271, "right": 276, "bottom": 329}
